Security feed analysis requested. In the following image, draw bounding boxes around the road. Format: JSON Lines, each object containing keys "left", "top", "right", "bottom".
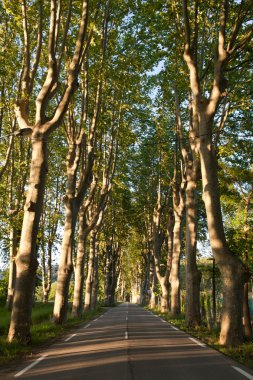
{"left": 2, "top": 303, "right": 253, "bottom": 380}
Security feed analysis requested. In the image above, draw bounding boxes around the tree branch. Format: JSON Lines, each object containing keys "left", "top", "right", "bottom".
{"left": 29, "top": 0, "right": 43, "bottom": 94}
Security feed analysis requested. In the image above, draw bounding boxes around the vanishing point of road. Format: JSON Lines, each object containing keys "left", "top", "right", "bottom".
{"left": 2, "top": 303, "right": 253, "bottom": 380}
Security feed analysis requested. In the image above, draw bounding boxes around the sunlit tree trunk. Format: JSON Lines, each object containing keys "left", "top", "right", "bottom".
{"left": 152, "top": 178, "right": 171, "bottom": 313}
{"left": 72, "top": 210, "right": 88, "bottom": 317}
{"left": 170, "top": 214, "right": 182, "bottom": 317}
{"left": 6, "top": 133, "right": 20, "bottom": 310}
{"left": 53, "top": 198, "right": 78, "bottom": 323}
{"left": 182, "top": 0, "right": 250, "bottom": 345}
{"left": 41, "top": 241, "right": 53, "bottom": 304}
{"left": 104, "top": 244, "right": 111, "bottom": 305}
{"left": 169, "top": 167, "right": 185, "bottom": 316}
{"left": 199, "top": 134, "right": 246, "bottom": 345}
{"left": 185, "top": 157, "right": 201, "bottom": 327}
{"left": 8, "top": 139, "right": 47, "bottom": 343}
{"left": 6, "top": 227, "right": 17, "bottom": 310}
{"left": 8, "top": 0, "right": 90, "bottom": 342}
{"left": 84, "top": 230, "right": 96, "bottom": 311}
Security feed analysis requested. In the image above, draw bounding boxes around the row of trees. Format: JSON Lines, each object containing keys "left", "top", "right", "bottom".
{"left": 0, "top": 0, "right": 252, "bottom": 347}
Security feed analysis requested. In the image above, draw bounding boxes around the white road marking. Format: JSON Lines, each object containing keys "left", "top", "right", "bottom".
{"left": 160, "top": 319, "right": 166, "bottom": 323}
{"left": 65, "top": 333, "right": 76, "bottom": 342}
{"left": 93, "top": 318, "right": 98, "bottom": 322}
{"left": 14, "top": 355, "right": 48, "bottom": 377}
{"left": 126, "top": 316, "right": 128, "bottom": 321}
{"left": 171, "top": 326, "right": 179, "bottom": 330}
{"left": 232, "top": 366, "right": 253, "bottom": 379}
{"left": 125, "top": 331, "right": 128, "bottom": 340}
{"left": 84, "top": 323, "right": 91, "bottom": 328}
{"left": 188, "top": 337, "right": 206, "bottom": 347}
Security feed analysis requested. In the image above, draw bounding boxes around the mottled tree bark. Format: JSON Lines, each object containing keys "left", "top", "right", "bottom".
{"left": 149, "top": 255, "right": 157, "bottom": 309}
{"left": 41, "top": 242, "right": 53, "bottom": 304}
{"left": 84, "top": 230, "right": 96, "bottom": 311}
{"left": 8, "top": 139, "right": 47, "bottom": 343}
{"left": 199, "top": 132, "right": 246, "bottom": 345}
{"left": 185, "top": 158, "right": 201, "bottom": 327}
{"left": 169, "top": 215, "right": 182, "bottom": 317}
{"left": 243, "top": 282, "right": 252, "bottom": 337}
{"left": 6, "top": 227, "right": 17, "bottom": 310}
{"left": 8, "top": 0, "right": 90, "bottom": 342}
{"left": 72, "top": 210, "right": 88, "bottom": 317}
{"left": 91, "top": 247, "right": 99, "bottom": 310}
{"left": 152, "top": 179, "right": 171, "bottom": 313}
{"left": 53, "top": 199, "right": 77, "bottom": 323}
{"left": 182, "top": 0, "right": 250, "bottom": 345}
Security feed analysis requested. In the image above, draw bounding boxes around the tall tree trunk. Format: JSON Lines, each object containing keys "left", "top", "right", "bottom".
{"left": 199, "top": 133, "right": 246, "bottom": 345}
{"left": 149, "top": 256, "right": 157, "bottom": 309}
{"left": 182, "top": 0, "right": 251, "bottom": 345}
{"left": 6, "top": 139, "right": 19, "bottom": 311}
{"left": 185, "top": 159, "right": 201, "bottom": 327}
{"left": 6, "top": 227, "right": 17, "bottom": 310}
{"left": 7, "top": 0, "right": 90, "bottom": 343}
{"left": 169, "top": 215, "right": 182, "bottom": 317}
{"left": 84, "top": 230, "right": 96, "bottom": 311}
{"left": 160, "top": 278, "right": 169, "bottom": 313}
{"left": 243, "top": 281, "right": 252, "bottom": 337}
{"left": 8, "top": 139, "right": 47, "bottom": 343}
{"left": 104, "top": 242, "right": 112, "bottom": 306}
{"left": 152, "top": 179, "right": 170, "bottom": 313}
{"left": 72, "top": 211, "right": 87, "bottom": 317}
{"left": 42, "top": 242, "right": 52, "bottom": 304}
{"left": 141, "top": 251, "right": 151, "bottom": 306}
{"left": 91, "top": 246, "right": 99, "bottom": 310}
{"left": 53, "top": 200, "right": 77, "bottom": 323}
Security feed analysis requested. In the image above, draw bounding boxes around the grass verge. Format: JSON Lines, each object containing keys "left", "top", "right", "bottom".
{"left": 147, "top": 307, "right": 253, "bottom": 370}
{"left": 0, "top": 302, "right": 105, "bottom": 366}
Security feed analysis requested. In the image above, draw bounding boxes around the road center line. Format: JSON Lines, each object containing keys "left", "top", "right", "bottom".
{"left": 14, "top": 355, "right": 48, "bottom": 378}
{"left": 65, "top": 333, "right": 76, "bottom": 342}
{"left": 232, "top": 366, "right": 253, "bottom": 379}
{"left": 126, "top": 316, "right": 128, "bottom": 321}
{"left": 125, "top": 331, "right": 128, "bottom": 340}
{"left": 188, "top": 337, "right": 206, "bottom": 347}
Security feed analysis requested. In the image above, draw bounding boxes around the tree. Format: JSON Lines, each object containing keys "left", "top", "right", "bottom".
{"left": 182, "top": 0, "right": 252, "bottom": 345}
{"left": 8, "top": 0, "right": 91, "bottom": 343}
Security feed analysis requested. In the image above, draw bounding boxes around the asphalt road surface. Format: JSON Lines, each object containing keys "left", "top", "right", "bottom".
{"left": 2, "top": 303, "right": 253, "bottom": 380}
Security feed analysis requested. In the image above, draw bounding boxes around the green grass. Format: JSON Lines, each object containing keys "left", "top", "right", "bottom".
{"left": 0, "top": 303, "right": 105, "bottom": 366}
{"left": 147, "top": 307, "right": 253, "bottom": 370}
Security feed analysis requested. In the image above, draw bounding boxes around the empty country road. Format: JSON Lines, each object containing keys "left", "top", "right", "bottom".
{"left": 3, "top": 303, "right": 253, "bottom": 380}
